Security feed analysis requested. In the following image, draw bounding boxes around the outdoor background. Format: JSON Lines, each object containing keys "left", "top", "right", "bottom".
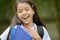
{"left": 0, "top": 0, "right": 60, "bottom": 40}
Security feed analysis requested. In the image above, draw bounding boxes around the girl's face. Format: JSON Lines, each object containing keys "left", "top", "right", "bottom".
{"left": 16, "top": 2, "right": 34, "bottom": 24}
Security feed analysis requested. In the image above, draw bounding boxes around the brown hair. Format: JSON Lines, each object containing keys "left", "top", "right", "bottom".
{"left": 7, "top": 0, "right": 45, "bottom": 40}
{"left": 10, "top": 0, "right": 45, "bottom": 27}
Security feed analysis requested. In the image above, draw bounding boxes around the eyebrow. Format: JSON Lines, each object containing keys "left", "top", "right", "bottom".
{"left": 17, "top": 6, "right": 30, "bottom": 11}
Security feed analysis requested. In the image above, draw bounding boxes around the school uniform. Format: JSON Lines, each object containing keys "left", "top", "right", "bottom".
{"left": 0, "top": 23, "right": 51, "bottom": 40}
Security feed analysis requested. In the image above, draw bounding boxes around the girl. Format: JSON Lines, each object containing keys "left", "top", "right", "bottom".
{"left": 0, "top": 0, "right": 51, "bottom": 40}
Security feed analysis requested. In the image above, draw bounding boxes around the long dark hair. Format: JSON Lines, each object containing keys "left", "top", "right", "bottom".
{"left": 7, "top": 0, "right": 45, "bottom": 40}
{"left": 10, "top": 0, "right": 45, "bottom": 27}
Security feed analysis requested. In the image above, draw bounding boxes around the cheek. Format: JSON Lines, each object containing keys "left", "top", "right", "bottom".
{"left": 17, "top": 13, "right": 22, "bottom": 18}
{"left": 28, "top": 12, "right": 34, "bottom": 19}
{"left": 29, "top": 10, "right": 34, "bottom": 16}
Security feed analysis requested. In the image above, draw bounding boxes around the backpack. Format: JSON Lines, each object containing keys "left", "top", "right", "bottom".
{"left": 37, "top": 25, "right": 44, "bottom": 38}
{"left": 7, "top": 25, "right": 44, "bottom": 40}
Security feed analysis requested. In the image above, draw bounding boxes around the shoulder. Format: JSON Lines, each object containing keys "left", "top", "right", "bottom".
{"left": 0, "top": 26, "right": 11, "bottom": 40}
{"left": 37, "top": 25, "right": 44, "bottom": 39}
{"left": 42, "top": 26, "right": 51, "bottom": 40}
{"left": 10, "top": 24, "right": 21, "bottom": 34}
{"left": 42, "top": 26, "right": 49, "bottom": 35}
{"left": 12, "top": 25, "right": 18, "bottom": 29}
{"left": 37, "top": 26, "right": 48, "bottom": 33}
{"left": 10, "top": 25, "right": 18, "bottom": 39}
{"left": 37, "top": 25, "right": 51, "bottom": 40}
{"left": 11, "top": 24, "right": 21, "bottom": 29}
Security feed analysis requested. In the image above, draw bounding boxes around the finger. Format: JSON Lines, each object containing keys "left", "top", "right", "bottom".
{"left": 24, "top": 27, "right": 31, "bottom": 32}
{"left": 25, "top": 27, "right": 32, "bottom": 31}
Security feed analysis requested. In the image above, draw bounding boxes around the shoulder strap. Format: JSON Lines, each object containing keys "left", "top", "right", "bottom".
{"left": 37, "top": 25, "right": 44, "bottom": 39}
{"left": 7, "top": 26, "right": 17, "bottom": 40}
{"left": 7, "top": 27, "right": 12, "bottom": 40}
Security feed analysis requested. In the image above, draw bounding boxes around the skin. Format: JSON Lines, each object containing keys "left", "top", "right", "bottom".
{"left": 16, "top": 2, "right": 41, "bottom": 40}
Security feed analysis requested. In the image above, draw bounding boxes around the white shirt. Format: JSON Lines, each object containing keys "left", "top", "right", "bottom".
{"left": 42, "top": 27, "right": 51, "bottom": 40}
{"left": 21, "top": 24, "right": 51, "bottom": 40}
{"left": 0, "top": 27, "right": 11, "bottom": 40}
{"left": 0, "top": 24, "right": 51, "bottom": 40}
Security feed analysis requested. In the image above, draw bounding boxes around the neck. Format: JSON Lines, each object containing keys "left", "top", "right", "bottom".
{"left": 22, "top": 21, "right": 34, "bottom": 28}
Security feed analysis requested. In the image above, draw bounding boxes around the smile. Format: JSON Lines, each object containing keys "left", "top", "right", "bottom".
{"left": 22, "top": 15, "right": 30, "bottom": 19}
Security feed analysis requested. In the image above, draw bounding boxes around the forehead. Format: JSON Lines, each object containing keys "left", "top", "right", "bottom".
{"left": 17, "top": 2, "right": 31, "bottom": 9}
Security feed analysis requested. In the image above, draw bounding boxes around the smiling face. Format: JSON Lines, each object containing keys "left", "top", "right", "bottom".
{"left": 16, "top": 2, "right": 34, "bottom": 25}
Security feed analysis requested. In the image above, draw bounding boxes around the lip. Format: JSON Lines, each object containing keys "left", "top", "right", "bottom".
{"left": 22, "top": 15, "right": 30, "bottom": 19}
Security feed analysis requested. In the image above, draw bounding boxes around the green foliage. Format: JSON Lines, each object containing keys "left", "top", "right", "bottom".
{"left": 0, "top": 0, "right": 15, "bottom": 34}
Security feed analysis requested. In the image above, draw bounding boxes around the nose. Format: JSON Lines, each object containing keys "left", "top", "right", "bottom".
{"left": 23, "top": 10, "right": 27, "bottom": 15}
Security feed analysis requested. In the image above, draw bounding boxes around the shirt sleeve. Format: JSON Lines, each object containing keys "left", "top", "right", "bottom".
{"left": 42, "top": 27, "right": 51, "bottom": 40}
{"left": 0, "top": 27, "right": 11, "bottom": 40}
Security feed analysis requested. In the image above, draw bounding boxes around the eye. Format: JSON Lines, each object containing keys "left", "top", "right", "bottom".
{"left": 17, "top": 9, "right": 23, "bottom": 13}
{"left": 25, "top": 7, "right": 30, "bottom": 11}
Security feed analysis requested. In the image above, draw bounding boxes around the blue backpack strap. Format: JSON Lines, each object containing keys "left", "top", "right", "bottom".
{"left": 10, "top": 25, "right": 17, "bottom": 40}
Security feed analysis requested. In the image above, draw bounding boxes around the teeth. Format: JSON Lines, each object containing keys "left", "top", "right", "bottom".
{"left": 23, "top": 16, "right": 27, "bottom": 18}
{"left": 23, "top": 16, "right": 29, "bottom": 19}
{"left": 24, "top": 17, "right": 27, "bottom": 18}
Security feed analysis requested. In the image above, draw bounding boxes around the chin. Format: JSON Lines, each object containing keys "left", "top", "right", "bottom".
{"left": 23, "top": 21, "right": 30, "bottom": 24}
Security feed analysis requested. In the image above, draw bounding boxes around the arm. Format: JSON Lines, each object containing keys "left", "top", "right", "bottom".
{"left": 0, "top": 27, "right": 11, "bottom": 40}
{"left": 42, "top": 27, "right": 51, "bottom": 40}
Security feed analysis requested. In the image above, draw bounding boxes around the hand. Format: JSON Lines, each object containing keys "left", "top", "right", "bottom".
{"left": 24, "top": 27, "right": 42, "bottom": 40}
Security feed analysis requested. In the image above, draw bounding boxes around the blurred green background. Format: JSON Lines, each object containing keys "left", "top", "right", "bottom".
{"left": 0, "top": 0, "right": 60, "bottom": 40}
